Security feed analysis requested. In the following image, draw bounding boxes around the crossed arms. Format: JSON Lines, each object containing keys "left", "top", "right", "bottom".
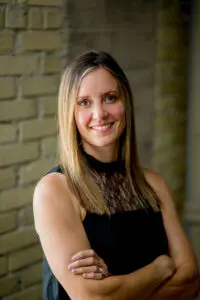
{"left": 33, "top": 170, "right": 200, "bottom": 300}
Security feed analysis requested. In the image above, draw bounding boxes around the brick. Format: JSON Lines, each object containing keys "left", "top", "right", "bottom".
{"left": 20, "top": 205, "right": 34, "bottom": 225}
{"left": 19, "top": 157, "right": 55, "bottom": 184}
{"left": 5, "top": 4, "right": 27, "bottom": 29}
{"left": 0, "top": 256, "right": 7, "bottom": 276}
{"left": 6, "top": 284, "right": 42, "bottom": 300}
{"left": 41, "top": 136, "right": 57, "bottom": 157}
{"left": 0, "top": 55, "right": 40, "bottom": 75}
{"left": 0, "top": 142, "right": 39, "bottom": 167}
{"left": 0, "top": 167, "right": 16, "bottom": 190}
{"left": 0, "top": 100, "right": 37, "bottom": 121}
{"left": 20, "top": 118, "right": 56, "bottom": 140}
{"left": 0, "top": 275, "right": 19, "bottom": 297}
{"left": 0, "top": 211, "right": 18, "bottom": 234}
{"left": 0, "top": 124, "right": 16, "bottom": 143}
{"left": 0, "top": 226, "right": 38, "bottom": 254}
{"left": 39, "top": 96, "right": 57, "bottom": 116}
{"left": 20, "top": 261, "right": 42, "bottom": 286}
{"left": 0, "top": 78, "right": 16, "bottom": 99}
{"left": 0, "top": 186, "right": 34, "bottom": 212}
{"left": 19, "top": 31, "right": 62, "bottom": 51}
{"left": 9, "top": 244, "right": 42, "bottom": 271}
{"left": 43, "top": 55, "right": 61, "bottom": 74}
{"left": 21, "top": 76, "right": 59, "bottom": 96}
{"left": 44, "top": 11, "right": 62, "bottom": 29}
{"left": 28, "top": 9, "right": 43, "bottom": 29}
{"left": 28, "top": 0, "right": 62, "bottom": 6}
{"left": 0, "top": 30, "right": 14, "bottom": 51}
{"left": 0, "top": 8, "right": 5, "bottom": 28}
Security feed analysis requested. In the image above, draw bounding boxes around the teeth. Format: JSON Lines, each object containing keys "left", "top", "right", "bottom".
{"left": 92, "top": 124, "right": 112, "bottom": 130}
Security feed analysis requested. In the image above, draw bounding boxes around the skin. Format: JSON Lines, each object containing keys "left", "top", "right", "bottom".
{"left": 33, "top": 67, "right": 200, "bottom": 299}
{"left": 74, "top": 67, "right": 125, "bottom": 162}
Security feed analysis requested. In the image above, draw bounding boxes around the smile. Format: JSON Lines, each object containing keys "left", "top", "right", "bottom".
{"left": 91, "top": 122, "right": 114, "bottom": 132}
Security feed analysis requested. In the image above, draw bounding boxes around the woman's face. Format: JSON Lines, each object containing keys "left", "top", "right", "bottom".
{"left": 74, "top": 67, "right": 125, "bottom": 155}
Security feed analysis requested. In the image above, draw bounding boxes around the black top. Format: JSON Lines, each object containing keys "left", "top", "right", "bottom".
{"left": 43, "top": 153, "right": 169, "bottom": 300}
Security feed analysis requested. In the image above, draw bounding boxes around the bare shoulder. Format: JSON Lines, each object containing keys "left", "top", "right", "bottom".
{"left": 33, "top": 172, "right": 81, "bottom": 233}
{"left": 143, "top": 168, "right": 167, "bottom": 189}
{"left": 34, "top": 172, "right": 68, "bottom": 203}
{"left": 143, "top": 168, "right": 174, "bottom": 209}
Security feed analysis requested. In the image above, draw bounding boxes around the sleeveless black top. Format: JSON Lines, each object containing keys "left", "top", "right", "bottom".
{"left": 43, "top": 153, "right": 169, "bottom": 300}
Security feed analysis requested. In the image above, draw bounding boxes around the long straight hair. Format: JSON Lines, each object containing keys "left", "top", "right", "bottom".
{"left": 58, "top": 51, "right": 158, "bottom": 214}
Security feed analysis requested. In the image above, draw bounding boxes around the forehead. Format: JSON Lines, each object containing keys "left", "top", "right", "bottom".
{"left": 78, "top": 68, "right": 118, "bottom": 96}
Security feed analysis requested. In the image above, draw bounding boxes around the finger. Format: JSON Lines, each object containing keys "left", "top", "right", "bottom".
{"left": 71, "top": 265, "right": 99, "bottom": 275}
{"left": 83, "top": 272, "right": 103, "bottom": 280}
{"left": 68, "top": 256, "right": 97, "bottom": 270}
{"left": 98, "top": 259, "right": 109, "bottom": 275}
{"left": 71, "top": 249, "right": 95, "bottom": 261}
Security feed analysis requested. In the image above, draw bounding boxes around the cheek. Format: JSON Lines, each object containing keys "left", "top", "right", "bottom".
{"left": 75, "top": 109, "right": 91, "bottom": 129}
{"left": 109, "top": 102, "right": 125, "bottom": 120}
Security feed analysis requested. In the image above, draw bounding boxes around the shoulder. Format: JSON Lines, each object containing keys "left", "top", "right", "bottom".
{"left": 143, "top": 168, "right": 174, "bottom": 209}
{"left": 143, "top": 168, "right": 167, "bottom": 191}
{"left": 33, "top": 172, "right": 81, "bottom": 233}
{"left": 34, "top": 171, "right": 67, "bottom": 203}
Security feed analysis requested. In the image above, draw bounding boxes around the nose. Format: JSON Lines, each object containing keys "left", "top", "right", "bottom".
{"left": 92, "top": 103, "right": 108, "bottom": 120}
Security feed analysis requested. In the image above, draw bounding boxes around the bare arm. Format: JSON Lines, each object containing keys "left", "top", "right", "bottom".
{"left": 145, "top": 169, "right": 200, "bottom": 300}
{"left": 33, "top": 173, "right": 174, "bottom": 300}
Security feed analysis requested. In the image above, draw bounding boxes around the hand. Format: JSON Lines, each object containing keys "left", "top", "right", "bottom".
{"left": 68, "top": 249, "right": 110, "bottom": 279}
{"left": 153, "top": 255, "right": 175, "bottom": 281}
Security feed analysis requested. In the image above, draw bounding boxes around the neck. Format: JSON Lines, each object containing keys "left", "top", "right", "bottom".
{"left": 82, "top": 143, "right": 119, "bottom": 162}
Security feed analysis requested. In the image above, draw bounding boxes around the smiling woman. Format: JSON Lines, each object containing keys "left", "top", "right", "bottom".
{"left": 75, "top": 68, "right": 125, "bottom": 161}
{"left": 33, "top": 51, "right": 200, "bottom": 300}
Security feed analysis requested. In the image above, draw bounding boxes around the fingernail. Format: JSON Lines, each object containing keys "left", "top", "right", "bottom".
{"left": 71, "top": 268, "right": 76, "bottom": 273}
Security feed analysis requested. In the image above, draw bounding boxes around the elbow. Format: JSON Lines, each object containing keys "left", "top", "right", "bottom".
{"left": 191, "top": 273, "right": 200, "bottom": 299}
{"left": 188, "top": 274, "right": 200, "bottom": 299}
{"left": 180, "top": 264, "right": 199, "bottom": 284}
{"left": 180, "top": 267, "right": 200, "bottom": 299}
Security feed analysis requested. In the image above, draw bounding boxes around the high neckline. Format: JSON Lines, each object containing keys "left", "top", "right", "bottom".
{"left": 82, "top": 150, "right": 125, "bottom": 173}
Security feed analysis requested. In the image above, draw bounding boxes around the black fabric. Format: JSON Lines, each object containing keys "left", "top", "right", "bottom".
{"left": 43, "top": 157, "right": 169, "bottom": 299}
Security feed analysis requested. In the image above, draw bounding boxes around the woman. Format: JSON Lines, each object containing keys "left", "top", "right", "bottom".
{"left": 33, "top": 51, "right": 200, "bottom": 300}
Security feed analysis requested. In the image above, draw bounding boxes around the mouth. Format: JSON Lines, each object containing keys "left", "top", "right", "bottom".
{"left": 90, "top": 122, "right": 114, "bottom": 133}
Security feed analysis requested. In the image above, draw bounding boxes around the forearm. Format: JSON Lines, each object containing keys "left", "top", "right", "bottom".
{"left": 85, "top": 259, "right": 172, "bottom": 300}
{"left": 149, "top": 266, "right": 200, "bottom": 300}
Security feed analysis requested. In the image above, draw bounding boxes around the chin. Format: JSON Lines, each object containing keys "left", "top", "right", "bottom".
{"left": 88, "top": 136, "right": 119, "bottom": 149}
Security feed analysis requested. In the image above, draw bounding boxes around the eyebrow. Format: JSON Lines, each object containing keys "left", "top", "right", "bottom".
{"left": 77, "top": 90, "right": 119, "bottom": 100}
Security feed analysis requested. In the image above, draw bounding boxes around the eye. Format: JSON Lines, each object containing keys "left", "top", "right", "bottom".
{"left": 77, "top": 99, "right": 89, "bottom": 107}
{"left": 104, "top": 94, "right": 118, "bottom": 102}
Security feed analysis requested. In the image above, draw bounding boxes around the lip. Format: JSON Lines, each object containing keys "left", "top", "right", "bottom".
{"left": 90, "top": 122, "right": 114, "bottom": 133}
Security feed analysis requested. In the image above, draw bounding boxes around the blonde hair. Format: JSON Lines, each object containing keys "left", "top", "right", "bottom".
{"left": 58, "top": 51, "right": 158, "bottom": 214}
